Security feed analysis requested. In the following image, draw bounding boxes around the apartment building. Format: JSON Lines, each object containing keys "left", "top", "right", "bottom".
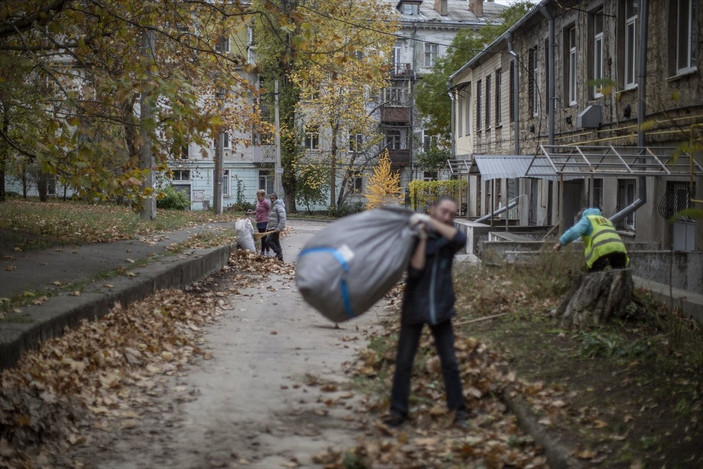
{"left": 450, "top": 0, "right": 703, "bottom": 252}
{"left": 381, "top": 0, "right": 506, "bottom": 187}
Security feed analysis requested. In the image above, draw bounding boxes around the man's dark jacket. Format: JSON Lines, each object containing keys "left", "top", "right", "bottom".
{"left": 401, "top": 229, "right": 467, "bottom": 326}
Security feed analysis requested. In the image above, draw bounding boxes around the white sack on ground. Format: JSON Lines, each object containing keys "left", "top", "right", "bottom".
{"left": 296, "top": 206, "right": 417, "bottom": 323}
{"left": 235, "top": 218, "right": 256, "bottom": 252}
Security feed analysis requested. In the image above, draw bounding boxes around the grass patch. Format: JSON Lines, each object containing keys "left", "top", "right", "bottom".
{"left": 0, "top": 199, "right": 242, "bottom": 250}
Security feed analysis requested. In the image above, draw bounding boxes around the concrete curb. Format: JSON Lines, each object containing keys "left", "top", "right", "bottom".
{"left": 501, "top": 388, "right": 584, "bottom": 469}
{"left": 0, "top": 244, "right": 233, "bottom": 371}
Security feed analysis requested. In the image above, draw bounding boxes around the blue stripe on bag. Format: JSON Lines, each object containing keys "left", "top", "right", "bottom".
{"left": 299, "top": 247, "right": 354, "bottom": 317}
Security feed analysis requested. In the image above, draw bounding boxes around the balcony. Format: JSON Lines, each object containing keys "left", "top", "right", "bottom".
{"left": 388, "top": 148, "right": 411, "bottom": 168}
{"left": 391, "top": 63, "right": 413, "bottom": 78}
{"left": 381, "top": 106, "right": 411, "bottom": 123}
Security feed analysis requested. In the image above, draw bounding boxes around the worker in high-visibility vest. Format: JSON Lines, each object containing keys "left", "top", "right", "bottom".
{"left": 552, "top": 207, "right": 630, "bottom": 272}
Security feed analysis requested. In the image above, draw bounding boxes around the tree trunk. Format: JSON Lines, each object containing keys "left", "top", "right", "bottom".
{"left": 556, "top": 269, "right": 634, "bottom": 328}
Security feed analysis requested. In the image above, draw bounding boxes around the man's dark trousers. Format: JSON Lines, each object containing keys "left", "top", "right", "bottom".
{"left": 390, "top": 319, "right": 465, "bottom": 417}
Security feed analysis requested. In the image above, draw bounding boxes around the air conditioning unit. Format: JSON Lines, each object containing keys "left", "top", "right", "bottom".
{"left": 578, "top": 105, "right": 602, "bottom": 129}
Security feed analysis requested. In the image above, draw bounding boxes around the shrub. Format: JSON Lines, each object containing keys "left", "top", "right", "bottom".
{"left": 156, "top": 186, "right": 189, "bottom": 210}
{"left": 329, "top": 201, "right": 364, "bottom": 218}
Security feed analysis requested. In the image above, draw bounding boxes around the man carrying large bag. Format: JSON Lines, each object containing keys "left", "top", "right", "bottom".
{"left": 385, "top": 196, "right": 469, "bottom": 429}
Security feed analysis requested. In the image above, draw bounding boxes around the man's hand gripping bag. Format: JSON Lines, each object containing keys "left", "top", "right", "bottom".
{"left": 296, "top": 206, "right": 416, "bottom": 323}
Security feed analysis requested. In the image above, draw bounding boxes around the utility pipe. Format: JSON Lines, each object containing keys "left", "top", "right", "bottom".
{"left": 448, "top": 80, "right": 456, "bottom": 158}
{"left": 476, "top": 196, "right": 520, "bottom": 223}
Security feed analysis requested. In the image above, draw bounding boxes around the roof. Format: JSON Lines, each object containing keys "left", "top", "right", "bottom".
{"left": 449, "top": 0, "right": 549, "bottom": 84}
{"left": 472, "top": 155, "right": 533, "bottom": 180}
{"left": 386, "top": 0, "right": 507, "bottom": 26}
{"left": 527, "top": 145, "right": 703, "bottom": 178}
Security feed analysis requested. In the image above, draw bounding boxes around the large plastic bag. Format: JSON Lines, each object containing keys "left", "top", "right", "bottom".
{"left": 296, "top": 206, "right": 417, "bottom": 323}
{"left": 234, "top": 218, "right": 256, "bottom": 252}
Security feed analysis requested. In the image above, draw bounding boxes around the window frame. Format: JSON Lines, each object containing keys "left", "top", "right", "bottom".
{"left": 424, "top": 43, "right": 439, "bottom": 68}
{"left": 568, "top": 25, "right": 577, "bottom": 106}
{"left": 386, "top": 130, "right": 401, "bottom": 150}
{"left": 624, "top": 0, "right": 638, "bottom": 90}
{"left": 485, "top": 75, "right": 491, "bottom": 129}
{"left": 495, "top": 68, "right": 502, "bottom": 127}
{"left": 592, "top": 8, "right": 604, "bottom": 98}
{"left": 528, "top": 46, "right": 538, "bottom": 117}
{"left": 676, "top": 0, "right": 695, "bottom": 74}
{"left": 476, "top": 79, "right": 482, "bottom": 131}
{"left": 304, "top": 126, "right": 320, "bottom": 150}
{"left": 222, "top": 169, "right": 231, "bottom": 197}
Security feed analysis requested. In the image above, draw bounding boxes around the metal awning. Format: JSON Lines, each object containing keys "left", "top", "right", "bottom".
{"left": 444, "top": 158, "right": 471, "bottom": 175}
{"left": 471, "top": 155, "right": 534, "bottom": 180}
{"left": 526, "top": 145, "right": 703, "bottom": 178}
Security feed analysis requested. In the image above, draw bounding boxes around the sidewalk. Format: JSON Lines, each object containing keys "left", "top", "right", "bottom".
{"left": 0, "top": 222, "right": 237, "bottom": 370}
{"left": 633, "top": 276, "right": 703, "bottom": 321}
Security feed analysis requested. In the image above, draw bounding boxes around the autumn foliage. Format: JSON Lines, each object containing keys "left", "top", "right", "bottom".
{"left": 364, "top": 151, "right": 403, "bottom": 209}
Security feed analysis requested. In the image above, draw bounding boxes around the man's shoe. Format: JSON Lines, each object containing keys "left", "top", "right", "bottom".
{"left": 383, "top": 413, "right": 406, "bottom": 428}
{"left": 454, "top": 409, "right": 470, "bottom": 430}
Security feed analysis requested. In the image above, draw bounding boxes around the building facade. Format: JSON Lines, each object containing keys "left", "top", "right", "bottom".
{"left": 450, "top": 0, "right": 703, "bottom": 251}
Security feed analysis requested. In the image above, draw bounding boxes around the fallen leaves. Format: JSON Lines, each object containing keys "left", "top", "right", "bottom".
{"left": 0, "top": 285, "right": 223, "bottom": 467}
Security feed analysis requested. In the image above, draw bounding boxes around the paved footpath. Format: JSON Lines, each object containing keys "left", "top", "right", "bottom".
{"left": 0, "top": 223, "right": 236, "bottom": 300}
{"left": 67, "top": 220, "right": 383, "bottom": 468}
{"left": 0, "top": 222, "right": 238, "bottom": 369}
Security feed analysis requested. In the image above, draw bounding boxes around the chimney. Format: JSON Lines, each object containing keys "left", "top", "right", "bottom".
{"left": 469, "top": 0, "right": 484, "bottom": 17}
{"left": 434, "top": 0, "right": 448, "bottom": 15}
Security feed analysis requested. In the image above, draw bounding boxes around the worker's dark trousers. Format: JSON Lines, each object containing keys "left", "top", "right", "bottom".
{"left": 589, "top": 252, "right": 628, "bottom": 272}
{"left": 390, "top": 319, "right": 466, "bottom": 417}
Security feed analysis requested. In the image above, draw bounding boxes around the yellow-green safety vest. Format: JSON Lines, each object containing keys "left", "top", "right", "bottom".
{"left": 582, "top": 215, "right": 629, "bottom": 269}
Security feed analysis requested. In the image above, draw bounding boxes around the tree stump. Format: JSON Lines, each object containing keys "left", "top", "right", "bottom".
{"left": 555, "top": 269, "right": 634, "bottom": 328}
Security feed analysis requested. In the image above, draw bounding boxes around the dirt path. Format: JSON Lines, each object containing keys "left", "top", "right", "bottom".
{"left": 91, "top": 221, "right": 383, "bottom": 468}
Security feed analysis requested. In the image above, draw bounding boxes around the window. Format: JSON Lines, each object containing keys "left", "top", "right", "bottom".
{"left": 457, "top": 93, "right": 463, "bottom": 137}
{"left": 384, "top": 86, "right": 408, "bottom": 106}
{"left": 172, "top": 170, "right": 191, "bottom": 181}
{"left": 675, "top": 0, "right": 695, "bottom": 73}
{"left": 424, "top": 43, "right": 439, "bottom": 68}
{"left": 222, "top": 170, "right": 231, "bottom": 197}
{"left": 181, "top": 144, "right": 189, "bottom": 159}
{"left": 348, "top": 171, "right": 363, "bottom": 194}
{"left": 624, "top": 0, "right": 638, "bottom": 89}
{"left": 423, "top": 171, "right": 438, "bottom": 181}
{"left": 528, "top": 47, "right": 538, "bottom": 116}
{"left": 476, "top": 80, "right": 482, "bottom": 130}
{"left": 212, "top": 132, "right": 231, "bottom": 150}
{"left": 616, "top": 179, "right": 636, "bottom": 229}
{"left": 401, "top": 2, "right": 419, "bottom": 15}
{"left": 565, "top": 25, "right": 577, "bottom": 106}
{"left": 386, "top": 130, "right": 401, "bottom": 149}
{"left": 464, "top": 89, "right": 471, "bottom": 136}
{"left": 495, "top": 69, "right": 502, "bottom": 126}
{"left": 349, "top": 133, "right": 364, "bottom": 152}
{"left": 485, "top": 75, "right": 491, "bottom": 128}
{"left": 393, "top": 47, "right": 402, "bottom": 74}
{"left": 592, "top": 8, "right": 604, "bottom": 97}
{"left": 593, "top": 178, "right": 603, "bottom": 208}
{"left": 216, "top": 36, "right": 230, "bottom": 53}
{"left": 509, "top": 65, "right": 515, "bottom": 123}
{"left": 259, "top": 169, "right": 274, "bottom": 194}
{"left": 422, "top": 131, "right": 436, "bottom": 152}
{"left": 304, "top": 126, "right": 319, "bottom": 150}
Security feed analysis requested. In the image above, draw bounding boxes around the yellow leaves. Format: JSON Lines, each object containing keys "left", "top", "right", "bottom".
{"left": 364, "top": 150, "right": 403, "bottom": 209}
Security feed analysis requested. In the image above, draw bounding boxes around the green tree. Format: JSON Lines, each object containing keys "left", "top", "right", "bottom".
{"left": 295, "top": 161, "right": 329, "bottom": 214}
{"left": 290, "top": 0, "right": 397, "bottom": 210}
{"left": 0, "top": 1, "right": 258, "bottom": 216}
{"left": 415, "top": 1, "right": 534, "bottom": 141}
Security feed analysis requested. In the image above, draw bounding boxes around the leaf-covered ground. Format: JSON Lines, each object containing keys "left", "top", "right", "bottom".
{"left": 0, "top": 250, "right": 293, "bottom": 468}
{"left": 332, "top": 256, "right": 703, "bottom": 468}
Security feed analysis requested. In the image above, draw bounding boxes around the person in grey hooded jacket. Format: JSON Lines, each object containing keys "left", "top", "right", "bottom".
{"left": 266, "top": 193, "right": 286, "bottom": 262}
